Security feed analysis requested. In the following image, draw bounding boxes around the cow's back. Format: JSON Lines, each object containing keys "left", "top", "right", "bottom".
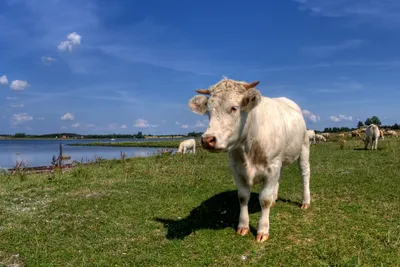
{"left": 243, "top": 96, "right": 307, "bottom": 164}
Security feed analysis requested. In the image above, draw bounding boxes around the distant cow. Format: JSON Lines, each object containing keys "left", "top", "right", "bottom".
{"left": 315, "top": 134, "right": 326, "bottom": 143}
{"left": 307, "top": 130, "right": 316, "bottom": 145}
{"left": 322, "top": 133, "right": 330, "bottom": 139}
{"left": 188, "top": 78, "right": 311, "bottom": 243}
{"left": 364, "top": 124, "right": 380, "bottom": 150}
{"left": 338, "top": 133, "right": 345, "bottom": 139}
{"left": 351, "top": 130, "right": 360, "bottom": 138}
{"left": 176, "top": 139, "right": 196, "bottom": 154}
{"left": 385, "top": 130, "right": 398, "bottom": 137}
{"left": 380, "top": 130, "right": 385, "bottom": 140}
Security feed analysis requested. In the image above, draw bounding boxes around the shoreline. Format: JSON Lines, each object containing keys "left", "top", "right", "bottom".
{"left": 7, "top": 163, "right": 79, "bottom": 174}
{"left": 67, "top": 140, "right": 200, "bottom": 148}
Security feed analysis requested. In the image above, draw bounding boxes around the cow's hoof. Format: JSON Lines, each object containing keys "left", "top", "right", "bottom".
{"left": 301, "top": 204, "right": 310, "bottom": 209}
{"left": 236, "top": 227, "right": 249, "bottom": 236}
{"left": 256, "top": 233, "right": 269, "bottom": 242}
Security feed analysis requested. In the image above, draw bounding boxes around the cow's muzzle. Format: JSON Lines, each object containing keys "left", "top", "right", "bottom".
{"left": 201, "top": 135, "right": 216, "bottom": 150}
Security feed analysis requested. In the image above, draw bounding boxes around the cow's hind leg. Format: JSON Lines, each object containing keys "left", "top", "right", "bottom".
{"left": 299, "top": 138, "right": 311, "bottom": 209}
{"left": 257, "top": 162, "right": 282, "bottom": 242}
{"left": 271, "top": 167, "right": 283, "bottom": 207}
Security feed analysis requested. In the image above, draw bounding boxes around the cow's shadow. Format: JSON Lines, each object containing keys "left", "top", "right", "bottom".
{"left": 154, "top": 190, "right": 300, "bottom": 240}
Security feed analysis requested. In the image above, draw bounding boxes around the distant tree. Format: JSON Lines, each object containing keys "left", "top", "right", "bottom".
{"left": 365, "top": 116, "right": 381, "bottom": 126}
{"left": 14, "top": 132, "right": 26, "bottom": 138}
{"left": 357, "top": 121, "right": 364, "bottom": 128}
{"left": 135, "top": 131, "right": 144, "bottom": 139}
{"left": 187, "top": 131, "right": 203, "bottom": 137}
{"left": 393, "top": 123, "right": 399, "bottom": 130}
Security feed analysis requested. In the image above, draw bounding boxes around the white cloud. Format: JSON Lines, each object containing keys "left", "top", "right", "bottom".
{"left": 121, "top": 124, "right": 127, "bottom": 129}
{"left": 41, "top": 56, "right": 56, "bottom": 65}
{"left": 0, "top": 75, "right": 8, "bottom": 85}
{"left": 57, "top": 32, "right": 82, "bottom": 52}
{"left": 11, "top": 113, "right": 33, "bottom": 125}
{"left": 61, "top": 112, "right": 74, "bottom": 120}
{"left": 330, "top": 116, "right": 341, "bottom": 122}
{"left": 86, "top": 123, "right": 96, "bottom": 128}
{"left": 302, "top": 110, "right": 320, "bottom": 123}
{"left": 194, "top": 120, "right": 207, "bottom": 128}
{"left": 134, "top": 119, "right": 158, "bottom": 128}
{"left": 293, "top": 0, "right": 400, "bottom": 28}
{"left": 175, "top": 121, "right": 181, "bottom": 125}
{"left": 302, "top": 39, "right": 364, "bottom": 58}
{"left": 108, "top": 123, "right": 118, "bottom": 130}
{"left": 10, "top": 80, "right": 30, "bottom": 92}
{"left": 330, "top": 114, "right": 353, "bottom": 122}
{"left": 36, "top": 117, "right": 45, "bottom": 120}
{"left": 11, "top": 104, "right": 24, "bottom": 108}
{"left": 181, "top": 124, "right": 189, "bottom": 129}
{"left": 70, "top": 122, "right": 95, "bottom": 129}
{"left": 6, "top": 96, "right": 17, "bottom": 100}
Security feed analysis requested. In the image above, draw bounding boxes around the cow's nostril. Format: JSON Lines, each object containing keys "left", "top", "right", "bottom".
{"left": 209, "top": 137, "right": 216, "bottom": 146}
{"left": 201, "top": 136, "right": 217, "bottom": 149}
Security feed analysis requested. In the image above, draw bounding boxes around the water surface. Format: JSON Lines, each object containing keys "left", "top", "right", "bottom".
{"left": 0, "top": 139, "right": 181, "bottom": 169}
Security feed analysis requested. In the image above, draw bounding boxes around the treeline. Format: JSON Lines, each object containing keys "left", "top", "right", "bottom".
{"left": 1, "top": 131, "right": 199, "bottom": 139}
{"left": 187, "top": 131, "right": 203, "bottom": 137}
{"left": 321, "top": 127, "right": 356, "bottom": 133}
{"left": 323, "top": 123, "right": 399, "bottom": 133}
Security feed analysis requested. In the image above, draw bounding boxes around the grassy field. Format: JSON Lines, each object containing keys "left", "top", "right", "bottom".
{"left": 68, "top": 140, "right": 200, "bottom": 148}
{"left": 0, "top": 138, "right": 399, "bottom": 266}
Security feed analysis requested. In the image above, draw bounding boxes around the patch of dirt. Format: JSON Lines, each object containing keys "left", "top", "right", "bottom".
{"left": 0, "top": 251, "right": 25, "bottom": 267}
{"left": 68, "top": 188, "right": 106, "bottom": 198}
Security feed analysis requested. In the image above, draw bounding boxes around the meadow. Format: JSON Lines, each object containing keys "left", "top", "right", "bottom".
{"left": 0, "top": 137, "right": 399, "bottom": 266}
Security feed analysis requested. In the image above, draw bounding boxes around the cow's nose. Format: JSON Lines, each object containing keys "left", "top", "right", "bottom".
{"left": 201, "top": 136, "right": 216, "bottom": 149}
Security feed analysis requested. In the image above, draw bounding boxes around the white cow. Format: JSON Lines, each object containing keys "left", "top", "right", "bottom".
{"left": 188, "top": 78, "right": 311, "bottom": 243}
{"left": 322, "top": 133, "right": 330, "bottom": 139}
{"left": 307, "top": 130, "right": 316, "bottom": 145}
{"left": 176, "top": 139, "right": 196, "bottom": 154}
{"left": 385, "top": 130, "right": 398, "bottom": 137}
{"left": 364, "top": 124, "right": 380, "bottom": 150}
{"left": 315, "top": 134, "right": 326, "bottom": 143}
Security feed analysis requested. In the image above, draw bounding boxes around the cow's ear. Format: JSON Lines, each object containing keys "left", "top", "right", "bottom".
{"left": 188, "top": 95, "right": 208, "bottom": 115}
{"left": 241, "top": 89, "right": 261, "bottom": 112}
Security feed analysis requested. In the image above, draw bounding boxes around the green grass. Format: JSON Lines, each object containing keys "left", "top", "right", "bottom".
{"left": 68, "top": 140, "right": 201, "bottom": 148}
{"left": 1, "top": 138, "right": 399, "bottom": 266}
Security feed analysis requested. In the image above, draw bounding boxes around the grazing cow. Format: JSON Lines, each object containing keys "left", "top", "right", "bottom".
{"left": 351, "top": 130, "right": 361, "bottom": 138}
{"left": 385, "top": 130, "right": 398, "bottom": 137}
{"left": 315, "top": 134, "right": 326, "bottom": 143}
{"left": 307, "top": 130, "right": 316, "bottom": 145}
{"left": 176, "top": 139, "right": 196, "bottom": 154}
{"left": 380, "top": 130, "right": 385, "bottom": 140}
{"left": 188, "top": 78, "right": 311, "bottom": 242}
{"left": 322, "top": 133, "right": 330, "bottom": 139}
{"left": 364, "top": 124, "right": 380, "bottom": 150}
{"left": 338, "top": 133, "right": 345, "bottom": 138}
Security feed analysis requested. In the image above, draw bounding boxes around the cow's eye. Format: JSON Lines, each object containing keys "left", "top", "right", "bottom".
{"left": 230, "top": 106, "right": 239, "bottom": 113}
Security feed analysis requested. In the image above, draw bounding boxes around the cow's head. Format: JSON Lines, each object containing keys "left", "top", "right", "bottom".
{"left": 188, "top": 78, "right": 262, "bottom": 151}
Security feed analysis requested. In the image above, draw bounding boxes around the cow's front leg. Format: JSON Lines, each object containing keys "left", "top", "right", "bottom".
{"left": 233, "top": 172, "right": 251, "bottom": 236}
{"left": 257, "top": 164, "right": 281, "bottom": 242}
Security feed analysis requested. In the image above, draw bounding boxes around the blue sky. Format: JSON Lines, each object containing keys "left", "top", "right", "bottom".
{"left": 1, "top": 0, "right": 400, "bottom": 135}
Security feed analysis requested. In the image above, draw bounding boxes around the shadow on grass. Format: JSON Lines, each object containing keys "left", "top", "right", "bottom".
{"left": 155, "top": 190, "right": 301, "bottom": 240}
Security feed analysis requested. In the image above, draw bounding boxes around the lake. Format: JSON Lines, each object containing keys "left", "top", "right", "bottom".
{"left": 0, "top": 139, "right": 182, "bottom": 169}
